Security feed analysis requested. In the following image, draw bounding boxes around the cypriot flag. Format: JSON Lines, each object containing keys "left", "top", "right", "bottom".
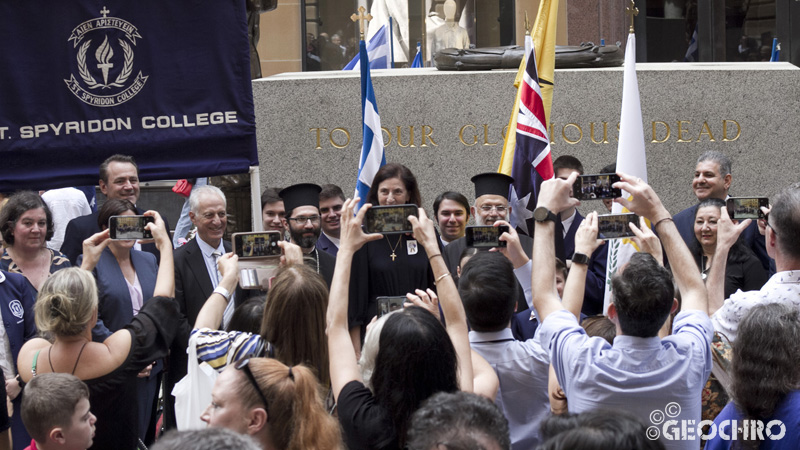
{"left": 603, "top": 31, "right": 648, "bottom": 313}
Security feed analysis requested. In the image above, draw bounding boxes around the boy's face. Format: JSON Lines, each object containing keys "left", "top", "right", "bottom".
{"left": 62, "top": 398, "right": 96, "bottom": 450}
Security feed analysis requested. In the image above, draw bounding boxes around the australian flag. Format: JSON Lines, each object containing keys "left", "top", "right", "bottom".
{"left": 508, "top": 45, "right": 554, "bottom": 235}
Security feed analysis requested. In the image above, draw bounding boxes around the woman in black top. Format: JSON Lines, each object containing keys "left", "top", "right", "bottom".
{"left": 18, "top": 212, "right": 182, "bottom": 450}
{"left": 348, "top": 163, "right": 439, "bottom": 346}
{"left": 328, "top": 198, "right": 476, "bottom": 450}
{"left": 691, "top": 198, "right": 767, "bottom": 299}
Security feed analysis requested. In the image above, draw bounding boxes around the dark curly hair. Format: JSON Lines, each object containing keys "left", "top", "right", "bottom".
{"left": 731, "top": 303, "right": 800, "bottom": 437}
{"left": 372, "top": 306, "right": 459, "bottom": 447}
{"left": 0, "top": 191, "right": 54, "bottom": 245}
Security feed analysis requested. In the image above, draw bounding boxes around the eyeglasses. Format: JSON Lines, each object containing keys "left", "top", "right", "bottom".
{"left": 479, "top": 205, "right": 508, "bottom": 213}
{"left": 235, "top": 358, "right": 269, "bottom": 412}
{"left": 287, "top": 215, "right": 321, "bottom": 224}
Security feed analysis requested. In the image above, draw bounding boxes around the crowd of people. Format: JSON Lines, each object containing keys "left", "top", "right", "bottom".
{"left": 0, "top": 150, "right": 797, "bottom": 450}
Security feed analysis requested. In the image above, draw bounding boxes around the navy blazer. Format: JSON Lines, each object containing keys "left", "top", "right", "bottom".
{"left": 61, "top": 208, "right": 170, "bottom": 265}
{"left": 562, "top": 211, "right": 608, "bottom": 316}
{"left": 673, "top": 203, "right": 773, "bottom": 274}
{"left": 81, "top": 248, "right": 158, "bottom": 342}
{"left": 317, "top": 232, "right": 339, "bottom": 257}
{"left": 0, "top": 271, "right": 37, "bottom": 450}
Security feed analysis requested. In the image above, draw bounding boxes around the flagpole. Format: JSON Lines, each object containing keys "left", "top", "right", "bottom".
{"left": 389, "top": 16, "right": 395, "bottom": 68}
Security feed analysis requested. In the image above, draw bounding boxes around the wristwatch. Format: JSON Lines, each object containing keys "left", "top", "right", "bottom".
{"left": 213, "top": 286, "right": 232, "bottom": 302}
{"left": 572, "top": 252, "right": 590, "bottom": 265}
{"left": 533, "top": 206, "right": 558, "bottom": 223}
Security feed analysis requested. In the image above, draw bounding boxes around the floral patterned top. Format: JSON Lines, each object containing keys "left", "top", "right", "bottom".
{"left": 1, "top": 248, "right": 71, "bottom": 289}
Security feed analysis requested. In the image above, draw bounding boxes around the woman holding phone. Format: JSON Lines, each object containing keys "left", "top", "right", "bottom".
{"left": 77, "top": 199, "right": 161, "bottom": 443}
{"left": 348, "top": 163, "right": 440, "bottom": 348}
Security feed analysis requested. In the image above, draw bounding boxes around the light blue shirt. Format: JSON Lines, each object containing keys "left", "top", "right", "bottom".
{"left": 469, "top": 328, "right": 550, "bottom": 450}
{"left": 539, "top": 309, "right": 713, "bottom": 450}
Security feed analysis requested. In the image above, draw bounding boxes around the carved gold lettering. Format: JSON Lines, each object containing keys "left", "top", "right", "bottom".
{"left": 396, "top": 126, "right": 416, "bottom": 148}
{"left": 697, "top": 121, "right": 716, "bottom": 142}
{"left": 590, "top": 122, "right": 609, "bottom": 144}
{"left": 421, "top": 125, "right": 437, "bottom": 147}
{"left": 550, "top": 122, "right": 556, "bottom": 145}
{"left": 310, "top": 127, "right": 326, "bottom": 149}
{"left": 722, "top": 120, "right": 741, "bottom": 142}
{"left": 651, "top": 121, "right": 670, "bottom": 143}
{"left": 615, "top": 122, "right": 620, "bottom": 142}
{"left": 482, "top": 124, "right": 498, "bottom": 146}
{"left": 677, "top": 121, "right": 692, "bottom": 142}
{"left": 380, "top": 127, "right": 392, "bottom": 147}
{"left": 501, "top": 125, "right": 508, "bottom": 140}
{"left": 562, "top": 123, "right": 583, "bottom": 145}
{"left": 459, "top": 125, "right": 478, "bottom": 146}
{"left": 329, "top": 127, "right": 350, "bottom": 149}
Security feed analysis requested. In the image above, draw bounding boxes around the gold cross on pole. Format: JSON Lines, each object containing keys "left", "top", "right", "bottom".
{"left": 351, "top": 6, "right": 372, "bottom": 40}
{"left": 626, "top": 0, "right": 639, "bottom": 34}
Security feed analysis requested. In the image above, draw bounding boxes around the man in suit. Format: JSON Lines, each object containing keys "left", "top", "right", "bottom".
{"left": 444, "top": 173, "right": 533, "bottom": 313}
{"left": 165, "top": 185, "right": 247, "bottom": 431}
{"left": 672, "top": 151, "right": 770, "bottom": 273}
{"left": 316, "top": 184, "right": 344, "bottom": 257}
{"left": 280, "top": 184, "right": 335, "bottom": 286}
{"left": 60, "top": 154, "right": 171, "bottom": 265}
{"left": 552, "top": 155, "right": 608, "bottom": 316}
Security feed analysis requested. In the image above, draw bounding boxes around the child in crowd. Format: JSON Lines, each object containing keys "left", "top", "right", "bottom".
{"left": 20, "top": 373, "right": 96, "bottom": 450}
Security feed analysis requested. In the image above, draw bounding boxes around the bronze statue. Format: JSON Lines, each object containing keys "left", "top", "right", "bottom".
{"left": 433, "top": 42, "right": 624, "bottom": 70}
{"left": 247, "top": 0, "right": 278, "bottom": 79}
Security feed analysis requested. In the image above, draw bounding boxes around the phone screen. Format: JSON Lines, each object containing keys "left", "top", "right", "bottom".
{"left": 465, "top": 225, "right": 509, "bottom": 248}
{"left": 597, "top": 213, "right": 639, "bottom": 240}
{"left": 364, "top": 205, "right": 418, "bottom": 234}
{"left": 726, "top": 197, "right": 768, "bottom": 220}
{"left": 109, "top": 215, "right": 153, "bottom": 240}
{"left": 573, "top": 174, "right": 621, "bottom": 200}
{"left": 233, "top": 232, "right": 282, "bottom": 258}
{"left": 377, "top": 296, "right": 405, "bottom": 317}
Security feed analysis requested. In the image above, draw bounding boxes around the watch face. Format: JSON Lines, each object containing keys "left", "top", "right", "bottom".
{"left": 534, "top": 207, "right": 551, "bottom": 222}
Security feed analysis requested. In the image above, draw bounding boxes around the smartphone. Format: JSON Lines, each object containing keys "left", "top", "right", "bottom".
{"left": 377, "top": 296, "right": 406, "bottom": 318}
{"left": 109, "top": 215, "right": 154, "bottom": 240}
{"left": 726, "top": 197, "right": 768, "bottom": 220}
{"left": 572, "top": 174, "right": 621, "bottom": 200}
{"left": 364, "top": 205, "right": 418, "bottom": 234}
{"left": 597, "top": 213, "right": 639, "bottom": 240}
{"left": 232, "top": 231, "right": 283, "bottom": 259}
{"left": 465, "top": 225, "right": 509, "bottom": 248}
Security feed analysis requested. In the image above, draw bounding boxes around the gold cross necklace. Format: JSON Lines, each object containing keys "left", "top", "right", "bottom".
{"left": 386, "top": 235, "right": 403, "bottom": 261}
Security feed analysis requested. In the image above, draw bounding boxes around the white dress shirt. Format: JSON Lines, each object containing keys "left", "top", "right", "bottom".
{"left": 539, "top": 309, "right": 713, "bottom": 450}
{"left": 469, "top": 328, "right": 550, "bottom": 449}
{"left": 197, "top": 238, "right": 235, "bottom": 328}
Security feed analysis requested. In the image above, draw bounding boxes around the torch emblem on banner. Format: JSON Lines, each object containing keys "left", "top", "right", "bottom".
{"left": 65, "top": 7, "right": 149, "bottom": 106}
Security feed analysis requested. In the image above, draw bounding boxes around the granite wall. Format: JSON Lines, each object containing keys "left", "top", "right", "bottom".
{"left": 253, "top": 62, "right": 800, "bottom": 217}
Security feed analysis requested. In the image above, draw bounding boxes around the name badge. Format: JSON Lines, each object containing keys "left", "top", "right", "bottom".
{"left": 407, "top": 240, "right": 418, "bottom": 255}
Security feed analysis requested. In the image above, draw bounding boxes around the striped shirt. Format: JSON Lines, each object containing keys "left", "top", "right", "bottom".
{"left": 192, "top": 328, "right": 262, "bottom": 371}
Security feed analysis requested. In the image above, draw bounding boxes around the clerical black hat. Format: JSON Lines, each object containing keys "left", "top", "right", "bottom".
{"left": 471, "top": 173, "right": 514, "bottom": 200}
{"left": 280, "top": 183, "right": 322, "bottom": 215}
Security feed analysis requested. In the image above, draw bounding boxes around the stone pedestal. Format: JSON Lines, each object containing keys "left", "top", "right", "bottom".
{"left": 253, "top": 62, "right": 800, "bottom": 215}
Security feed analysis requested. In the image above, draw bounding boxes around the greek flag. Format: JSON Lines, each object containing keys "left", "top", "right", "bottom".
{"left": 411, "top": 42, "right": 423, "bottom": 68}
{"left": 344, "top": 25, "right": 390, "bottom": 70}
{"left": 354, "top": 38, "right": 385, "bottom": 210}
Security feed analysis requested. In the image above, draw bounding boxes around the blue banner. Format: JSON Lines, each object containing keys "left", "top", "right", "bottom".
{"left": 0, "top": 0, "right": 258, "bottom": 191}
